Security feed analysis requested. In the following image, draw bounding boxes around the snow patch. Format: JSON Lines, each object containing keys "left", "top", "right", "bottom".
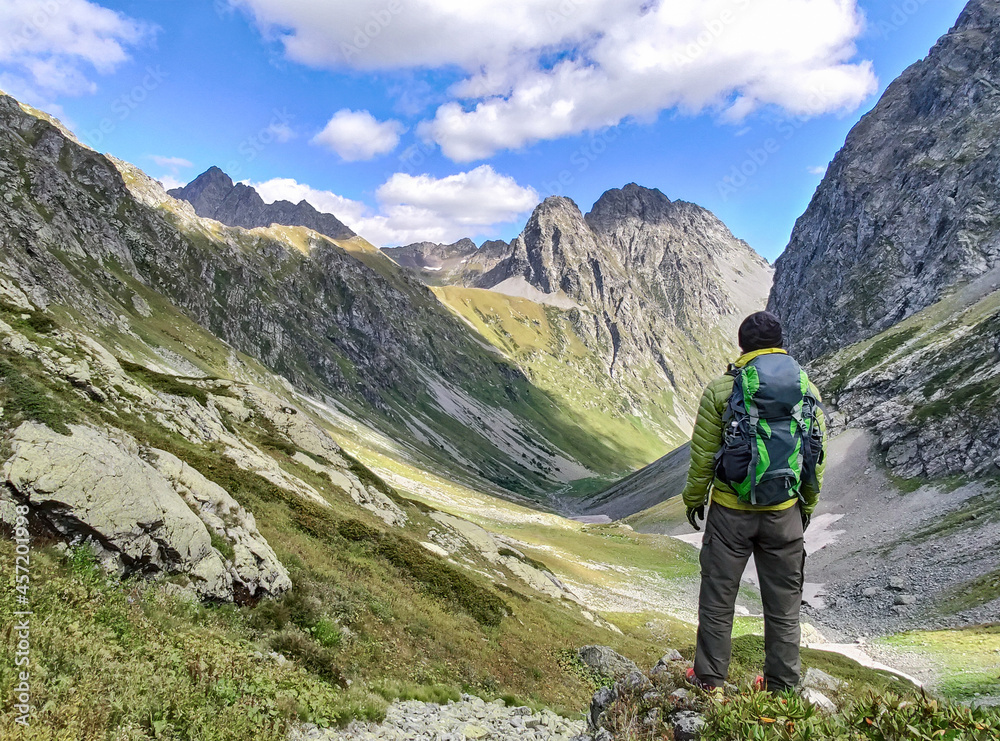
{"left": 488, "top": 276, "right": 585, "bottom": 311}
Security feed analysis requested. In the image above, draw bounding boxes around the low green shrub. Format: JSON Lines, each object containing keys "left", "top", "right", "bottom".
{"left": 270, "top": 628, "right": 347, "bottom": 686}
{"left": 0, "top": 355, "right": 74, "bottom": 433}
{"left": 210, "top": 531, "right": 236, "bottom": 561}
{"left": 0, "top": 301, "right": 58, "bottom": 334}
{"left": 119, "top": 358, "right": 209, "bottom": 404}
{"left": 0, "top": 540, "right": 383, "bottom": 740}
{"left": 337, "top": 517, "right": 509, "bottom": 628}
{"left": 703, "top": 688, "right": 1000, "bottom": 741}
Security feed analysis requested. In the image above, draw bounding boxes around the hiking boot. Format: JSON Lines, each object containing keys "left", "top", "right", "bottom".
{"left": 685, "top": 667, "right": 722, "bottom": 695}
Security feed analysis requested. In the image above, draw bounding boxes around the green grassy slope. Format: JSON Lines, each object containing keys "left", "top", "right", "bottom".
{"left": 432, "top": 284, "right": 681, "bottom": 471}
{"left": 0, "top": 296, "right": 671, "bottom": 739}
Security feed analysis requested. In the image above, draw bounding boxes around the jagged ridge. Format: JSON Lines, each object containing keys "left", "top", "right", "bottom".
{"left": 170, "top": 166, "right": 356, "bottom": 241}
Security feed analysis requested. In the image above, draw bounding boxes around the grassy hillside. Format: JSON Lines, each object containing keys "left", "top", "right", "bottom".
{"left": 431, "top": 284, "right": 693, "bottom": 478}
{"left": 0, "top": 271, "right": 706, "bottom": 738}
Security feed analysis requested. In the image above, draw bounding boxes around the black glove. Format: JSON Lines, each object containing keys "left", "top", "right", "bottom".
{"left": 687, "top": 505, "right": 705, "bottom": 531}
{"left": 801, "top": 510, "right": 811, "bottom": 532}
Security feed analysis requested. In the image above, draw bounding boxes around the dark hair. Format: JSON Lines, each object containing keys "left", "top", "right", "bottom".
{"left": 738, "top": 311, "right": 783, "bottom": 352}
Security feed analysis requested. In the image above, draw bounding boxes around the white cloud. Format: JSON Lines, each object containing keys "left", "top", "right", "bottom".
{"left": 266, "top": 120, "right": 295, "bottom": 143}
{"left": 311, "top": 109, "right": 404, "bottom": 161}
{"left": 156, "top": 174, "right": 186, "bottom": 191}
{"left": 150, "top": 155, "right": 193, "bottom": 170}
{"left": 250, "top": 177, "right": 370, "bottom": 224}
{"left": 149, "top": 155, "right": 192, "bottom": 189}
{"left": 0, "top": 0, "right": 152, "bottom": 105}
{"left": 808, "top": 165, "right": 828, "bottom": 175}
{"left": 250, "top": 165, "right": 537, "bottom": 246}
{"left": 235, "top": 0, "right": 877, "bottom": 161}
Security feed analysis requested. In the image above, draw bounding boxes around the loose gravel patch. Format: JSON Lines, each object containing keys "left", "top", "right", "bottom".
{"left": 291, "top": 694, "right": 588, "bottom": 741}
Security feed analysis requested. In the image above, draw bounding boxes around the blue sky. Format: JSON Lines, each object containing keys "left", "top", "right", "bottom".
{"left": 0, "top": 0, "right": 969, "bottom": 259}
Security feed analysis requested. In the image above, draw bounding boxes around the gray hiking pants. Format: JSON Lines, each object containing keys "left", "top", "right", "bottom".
{"left": 694, "top": 502, "right": 805, "bottom": 691}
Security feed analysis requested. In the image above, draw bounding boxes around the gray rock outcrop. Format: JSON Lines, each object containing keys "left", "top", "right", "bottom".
{"left": 769, "top": 0, "right": 1000, "bottom": 362}
{"left": 1, "top": 422, "right": 290, "bottom": 602}
{"left": 150, "top": 449, "right": 292, "bottom": 598}
{"left": 381, "top": 238, "right": 510, "bottom": 285}
{"left": 398, "top": 185, "right": 772, "bottom": 441}
{"left": 478, "top": 187, "right": 772, "bottom": 394}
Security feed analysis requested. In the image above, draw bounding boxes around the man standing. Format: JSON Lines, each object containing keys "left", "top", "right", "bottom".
{"left": 681, "top": 311, "right": 826, "bottom": 693}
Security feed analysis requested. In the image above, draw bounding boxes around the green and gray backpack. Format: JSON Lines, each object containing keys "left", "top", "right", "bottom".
{"left": 713, "top": 352, "right": 824, "bottom": 506}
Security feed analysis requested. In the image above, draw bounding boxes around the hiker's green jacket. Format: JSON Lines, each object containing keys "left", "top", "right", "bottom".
{"left": 680, "top": 348, "right": 827, "bottom": 515}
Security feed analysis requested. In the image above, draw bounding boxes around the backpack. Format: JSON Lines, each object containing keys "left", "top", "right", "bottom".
{"left": 713, "top": 352, "right": 824, "bottom": 506}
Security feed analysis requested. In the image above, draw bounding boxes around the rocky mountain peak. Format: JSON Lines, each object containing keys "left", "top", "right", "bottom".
{"left": 585, "top": 183, "right": 675, "bottom": 229}
{"left": 169, "top": 167, "right": 355, "bottom": 241}
{"left": 479, "top": 195, "right": 614, "bottom": 299}
{"left": 768, "top": 0, "right": 1000, "bottom": 362}
{"left": 169, "top": 166, "right": 236, "bottom": 212}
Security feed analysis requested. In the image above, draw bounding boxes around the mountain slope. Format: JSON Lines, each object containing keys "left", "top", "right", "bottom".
{"left": 769, "top": 0, "right": 1000, "bottom": 363}
{"left": 0, "top": 91, "right": 639, "bottom": 500}
{"left": 575, "top": 443, "right": 691, "bottom": 521}
{"left": 768, "top": 0, "right": 1000, "bottom": 484}
{"left": 605, "top": 0, "right": 1000, "bottom": 634}
{"left": 170, "top": 166, "right": 356, "bottom": 241}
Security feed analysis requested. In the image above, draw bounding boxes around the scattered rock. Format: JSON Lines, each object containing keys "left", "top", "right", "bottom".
{"left": 588, "top": 686, "right": 615, "bottom": 729}
{"left": 462, "top": 723, "right": 488, "bottom": 738}
{"left": 862, "top": 587, "right": 880, "bottom": 598}
{"left": 671, "top": 710, "right": 705, "bottom": 741}
{"left": 298, "top": 696, "right": 586, "bottom": 740}
{"left": 131, "top": 293, "right": 152, "bottom": 317}
{"left": 894, "top": 594, "right": 917, "bottom": 606}
{"left": 800, "top": 667, "right": 844, "bottom": 694}
{"left": 802, "top": 688, "right": 837, "bottom": 713}
{"left": 887, "top": 576, "right": 908, "bottom": 591}
{"left": 577, "top": 645, "right": 640, "bottom": 680}
{"left": 619, "top": 669, "right": 654, "bottom": 694}
{"left": 642, "top": 707, "right": 661, "bottom": 729}
{"left": 651, "top": 648, "right": 684, "bottom": 675}
{"left": 292, "top": 450, "right": 406, "bottom": 527}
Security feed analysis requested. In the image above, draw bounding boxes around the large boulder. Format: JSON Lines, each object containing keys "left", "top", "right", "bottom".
{"left": 1, "top": 422, "right": 289, "bottom": 602}
{"left": 150, "top": 449, "right": 291, "bottom": 598}
{"left": 577, "top": 645, "right": 640, "bottom": 680}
